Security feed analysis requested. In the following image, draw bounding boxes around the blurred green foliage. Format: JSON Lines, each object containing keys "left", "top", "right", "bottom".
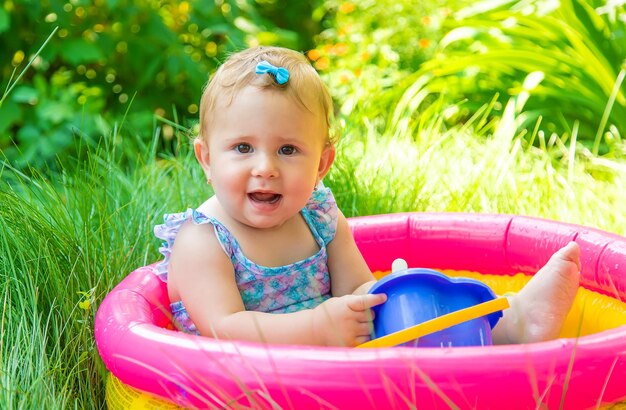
{"left": 0, "top": 0, "right": 322, "bottom": 169}
{"left": 3, "top": 0, "right": 625, "bottom": 173}
{"left": 310, "top": 0, "right": 450, "bottom": 123}
{"left": 394, "top": 0, "right": 626, "bottom": 155}
{"left": 313, "top": 0, "right": 625, "bottom": 157}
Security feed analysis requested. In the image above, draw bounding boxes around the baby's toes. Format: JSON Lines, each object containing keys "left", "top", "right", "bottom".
{"left": 552, "top": 242, "right": 581, "bottom": 272}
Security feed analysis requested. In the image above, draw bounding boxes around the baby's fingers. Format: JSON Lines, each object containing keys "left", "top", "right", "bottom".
{"left": 352, "top": 334, "right": 374, "bottom": 347}
{"left": 346, "top": 322, "right": 376, "bottom": 347}
{"left": 347, "top": 293, "right": 387, "bottom": 312}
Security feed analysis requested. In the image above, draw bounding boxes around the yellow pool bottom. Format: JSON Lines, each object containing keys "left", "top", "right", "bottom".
{"left": 106, "top": 374, "right": 182, "bottom": 409}
{"left": 106, "top": 270, "right": 626, "bottom": 409}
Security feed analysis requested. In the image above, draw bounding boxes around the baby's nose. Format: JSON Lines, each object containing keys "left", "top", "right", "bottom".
{"left": 252, "top": 155, "right": 279, "bottom": 178}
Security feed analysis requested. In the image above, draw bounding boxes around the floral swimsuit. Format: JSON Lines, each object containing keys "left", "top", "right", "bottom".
{"left": 154, "top": 187, "right": 338, "bottom": 335}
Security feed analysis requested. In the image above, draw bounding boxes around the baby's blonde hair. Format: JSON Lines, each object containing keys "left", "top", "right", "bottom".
{"left": 198, "top": 46, "right": 334, "bottom": 144}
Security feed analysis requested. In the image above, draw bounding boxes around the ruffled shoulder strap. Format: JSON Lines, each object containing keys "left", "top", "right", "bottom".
{"left": 153, "top": 209, "right": 233, "bottom": 281}
{"left": 301, "top": 186, "right": 338, "bottom": 246}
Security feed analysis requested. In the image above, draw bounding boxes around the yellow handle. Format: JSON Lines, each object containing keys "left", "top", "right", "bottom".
{"left": 356, "top": 297, "right": 510, "bottom": 348}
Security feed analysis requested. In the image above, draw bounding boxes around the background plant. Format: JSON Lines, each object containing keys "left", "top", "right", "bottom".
{"left": 392, "top": 0, "right": 626, "bottom": 155}
{"left": 0, "top": 0, "right": 322, "bottom": 170}
{"left": 310, "top": 0, "right": 454, "bottom": 125}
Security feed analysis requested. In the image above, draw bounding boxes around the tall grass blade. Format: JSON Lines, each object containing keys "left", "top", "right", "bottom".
{"left": 0, "top": 26, "right": 58, "bottom": 107}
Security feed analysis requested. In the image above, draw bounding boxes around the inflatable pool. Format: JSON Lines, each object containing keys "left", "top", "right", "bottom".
{"left": 95, "top": 212, "right": 626, "bottom": 409}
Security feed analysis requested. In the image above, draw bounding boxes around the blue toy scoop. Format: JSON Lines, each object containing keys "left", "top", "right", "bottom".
{"left": 364, "top": 268, "right": 507, "bottom": 348}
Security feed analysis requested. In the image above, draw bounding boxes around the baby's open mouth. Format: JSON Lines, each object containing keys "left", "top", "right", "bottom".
{"left": 248, "top": 192, "right": 282, "bottom": 204}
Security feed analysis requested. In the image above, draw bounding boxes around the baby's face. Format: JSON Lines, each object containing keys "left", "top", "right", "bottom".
{"left": 201, "top": 86, "right": 333, "bottom": 229}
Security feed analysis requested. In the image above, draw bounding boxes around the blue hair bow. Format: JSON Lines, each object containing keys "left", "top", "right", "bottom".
{"left": 255, "top": 60, "right": 289, "bottom": 85}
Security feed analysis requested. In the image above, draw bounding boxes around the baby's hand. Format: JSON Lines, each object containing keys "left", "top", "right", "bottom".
{"left": 312, "top": 293, "right": 387, "bottom": 347}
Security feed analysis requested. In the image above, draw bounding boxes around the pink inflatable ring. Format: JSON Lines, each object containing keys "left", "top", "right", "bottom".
{"left": 95, "top": 212, "right": 626, "bottom": 409}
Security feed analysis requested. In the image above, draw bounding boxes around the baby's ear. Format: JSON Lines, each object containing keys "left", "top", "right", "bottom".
{"left": 317, "top": 145, "right": 336, "bottom": 180}
{"left": 194, "top": 138, "right": 211, "bottom": 180}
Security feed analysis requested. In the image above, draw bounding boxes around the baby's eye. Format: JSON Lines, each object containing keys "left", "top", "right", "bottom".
{"left": 279, "top": 145, "right": 297, "bottom": 155}
{"left": 235, "top": 143, "right": 252, "bottom": 153}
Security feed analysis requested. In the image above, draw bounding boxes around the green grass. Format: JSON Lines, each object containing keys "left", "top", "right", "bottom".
{"left": 329, "top": 97, "right": 626, "bottom": 235}
{"left": 0, "top": 137, "right": 203, "bottom": 408}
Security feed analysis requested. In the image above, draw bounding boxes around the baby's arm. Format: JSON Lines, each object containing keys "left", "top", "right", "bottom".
{"left": 326, "top": 210, "right": 378, "bottom": 297}
{"left": 167, "top": 220, "right": 384, "bottom": 346}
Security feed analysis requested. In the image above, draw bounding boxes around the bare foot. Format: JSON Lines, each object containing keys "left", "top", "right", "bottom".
{"left": 493, "top": 242, "right": 581, "bottom": 344}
